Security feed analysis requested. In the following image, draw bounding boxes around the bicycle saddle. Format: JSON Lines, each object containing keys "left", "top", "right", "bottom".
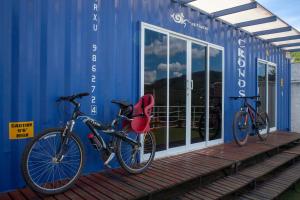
{"left": 111, "top": 100, "right": 132, "bottom": 108}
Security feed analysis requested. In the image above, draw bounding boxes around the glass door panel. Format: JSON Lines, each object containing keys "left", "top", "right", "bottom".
{"left": 257, "top": 62, "right": 267, "bottom": 113}
{"left": 169, "top": 36, "right": 187, "bottom": 148}
{"left": 268, "top": 65, "right": 276, "bottom": 128}
{"left": 208, "top": 48, "right": 223, "bottom": 141}
{"left": 257, "top": 61, "right": 277, "bottom": 130}
{"left": 191, "top": 43, "right": 207, "bottom": 143}
{"left": 144, "top": 29, "right": 168, "bottom": 152}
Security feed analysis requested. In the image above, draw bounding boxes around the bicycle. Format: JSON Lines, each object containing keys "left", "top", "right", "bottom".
{"left": 230, "top": 96, "right": 270, "bottom": 146}
{"left": 21, "top": 93, "right": 156, "bottom": 195}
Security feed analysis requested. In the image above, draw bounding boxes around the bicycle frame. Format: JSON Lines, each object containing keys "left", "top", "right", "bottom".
{"left": 242, "top": 99, "right": 257, "bottom": 125}
{"left": 57, "top": 101, "right": 140, "bottom": 161}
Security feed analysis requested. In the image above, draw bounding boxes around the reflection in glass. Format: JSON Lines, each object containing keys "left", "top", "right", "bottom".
{"left": 209, "top": 48, "right": 222, "bottom": 141}
{"left": 169, "top": 37, "right": 187, "bottom": 148}
{"left": 191, "top": 44, "right": 206, "bottom": 143}
{"left": 144, "top": 29, "right": 167, "bottom": 151}
{"left": 257, "top": 63, "right": 267, "bottom": 113}
{"left": 268, "top": 66, "right": 276, "bottom": 127}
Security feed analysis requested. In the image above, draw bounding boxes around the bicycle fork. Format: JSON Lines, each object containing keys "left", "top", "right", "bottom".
{"left": 54, "top": 120, "right": 75, "bottom": 162}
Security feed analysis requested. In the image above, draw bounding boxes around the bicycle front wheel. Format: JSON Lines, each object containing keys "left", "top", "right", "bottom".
{"left": 256, "top": 112, "right": 270, "bottom": 141}
{"left": 22, "top": 128, "right": 84, "bottom": 195}
{"left": 233, "top": 111, "right": 252, "bottom": 146}
{"left": 116, "top": 131, "right": 156, "bottom": 174}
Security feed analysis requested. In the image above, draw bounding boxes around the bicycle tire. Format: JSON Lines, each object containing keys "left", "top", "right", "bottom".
{"left": 256, "top": 112, "right": 270, "bottom": 141}
{"left": 21, "top": 128, "right": 85, "bottom": 195}
{"left": 233, "top": 111, "right": 251, "bottom": 146}
{"left": 116, "top": 131, "right": 155, "bottom": 174}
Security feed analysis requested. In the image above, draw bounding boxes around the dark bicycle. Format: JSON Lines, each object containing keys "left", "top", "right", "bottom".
{"left": 230, "top": 96, "right": 270, "bottom": 146}
{"left": 21, "top": 93, "right": 156, "bottom": 195}
{"left": 198, "top": 96, "right": 222, "bottom": 141}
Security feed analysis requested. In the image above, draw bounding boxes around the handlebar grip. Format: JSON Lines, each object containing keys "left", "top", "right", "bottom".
{"left": 77, "top": 93, "right": 90, "bottom": 98}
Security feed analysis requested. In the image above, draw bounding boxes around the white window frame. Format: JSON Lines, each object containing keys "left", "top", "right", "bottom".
{"left": 140, "top": 22, "right": 225, "bottom": 160}
{"left": 257, "top": 58, "right": 278, "bottom": 132}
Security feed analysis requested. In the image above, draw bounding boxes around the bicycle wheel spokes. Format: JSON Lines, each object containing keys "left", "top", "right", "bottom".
{"left": 256, "top": 112, "right": 270, "bottom": 141}
{"left": 119, "top": 133, "right": 140, "bottom": 167}
{"left": 117, "top": 131, "right": 155, "bottom": 174}
{"left": 27, "top": 132, "right": 82, "bottom": 192}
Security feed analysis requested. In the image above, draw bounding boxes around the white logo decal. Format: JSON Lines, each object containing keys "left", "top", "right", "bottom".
{"left": 170, "top": 12, "right": 208, "bottom": 31}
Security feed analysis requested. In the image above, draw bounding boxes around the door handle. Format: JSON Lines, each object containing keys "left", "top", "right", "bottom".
{"left": 191, "top": 80, "right": 193, "bottom": 90}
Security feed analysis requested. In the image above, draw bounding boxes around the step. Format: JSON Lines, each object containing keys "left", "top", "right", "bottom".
{"left": 175, "top": 151, "right": 297, "bottom": 200}
{"left": 238, "top": 161, "right": 300, "bottom": 200}
{"left": 238, "top": 152, "right": 297, "bottom": 178}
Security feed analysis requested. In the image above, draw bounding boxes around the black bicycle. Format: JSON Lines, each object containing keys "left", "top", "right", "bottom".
{"left": 230, "top": 96, "right": 270, "bottom": 146}
{"left": 21, "top": 93, "right": 156, "bottom": 195}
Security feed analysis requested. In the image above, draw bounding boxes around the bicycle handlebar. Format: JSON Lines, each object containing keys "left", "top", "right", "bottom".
{"left": 230, "top": 96, "right": 260, "bottom": 100}
{"left": 57, "top": 93, "right": 90, "bottom": 102}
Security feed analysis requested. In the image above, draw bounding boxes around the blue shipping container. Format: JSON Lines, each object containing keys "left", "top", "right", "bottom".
{"left": 0, "top": 0, "right": 291, "bottom": 192}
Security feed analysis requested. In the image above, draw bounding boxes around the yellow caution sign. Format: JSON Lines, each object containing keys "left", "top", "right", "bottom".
{"left": 9, "top": 121, "right": 34, "bottom": 139}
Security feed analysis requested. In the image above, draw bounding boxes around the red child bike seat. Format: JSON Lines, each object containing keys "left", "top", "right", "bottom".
{"left": 129, "top": 94, "right": 154, "bottom": 133}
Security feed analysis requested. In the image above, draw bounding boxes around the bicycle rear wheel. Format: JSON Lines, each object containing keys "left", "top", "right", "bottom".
{"left": 233, "top": 111, "right": 252, "bottom": 146}
{"left": 256, "top": 112, "right": 270, "bottom": 141}
{"left": 116, "top": 131, "right": 155, "bottom": 174}
{"left": 22, "top": 128, "right": 84, "bottom": 195}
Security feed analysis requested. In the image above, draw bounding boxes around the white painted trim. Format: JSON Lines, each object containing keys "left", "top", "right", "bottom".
{"left": 140, "top": 23, "right": 145, "bottom": 161}
{"left": 186, "top": 41, "right": 192, "bottom": 149}
{"left": 206, "top": 46, "right": 210, "bottom": 143}
{"left": 141, "top": 22, "right": 224, "bottom": 51}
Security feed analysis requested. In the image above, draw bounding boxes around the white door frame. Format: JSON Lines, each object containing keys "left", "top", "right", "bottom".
{"left": 140, "top": 22, "right": 224, "bottom": 160}
{"left": 257, "top": 59, "right": 278, "bottom": 132}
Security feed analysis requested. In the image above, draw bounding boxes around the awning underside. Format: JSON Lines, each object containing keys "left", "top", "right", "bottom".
{"left": 177, "top": 0, "right": 300, "bottom": 52}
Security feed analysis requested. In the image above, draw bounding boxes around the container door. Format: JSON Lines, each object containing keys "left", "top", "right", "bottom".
{"left": 257, "top": 60, "right": 277, "bottom": 131}
{"left": 208, "top": 47, "right": 223, "bottom": 143}
{"left": 189, "top": 44, "right": 223, "bottom": 147}
{"left": 190, "top": 43, "right": 207, "bottom": 145}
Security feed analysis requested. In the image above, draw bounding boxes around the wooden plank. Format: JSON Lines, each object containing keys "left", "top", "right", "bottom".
{"left": 63, "top": 190, "right": 84, "bottom": 200}
{"left": 8, "top": 191, "right": 26, "bottom": 200}
{"left": 0, "top": 193, "right": 12, "bottom": 200}
{"left": 19, "top": 188, "right": 41, "bottom": 200}
{"left": 113, "top": 169, "right": 167, "bottom": 190}
{"left": 70, "top": 185, "right": 100, "bottom": 200}
{"left": 77, "top": 176, "right": 117, "bottom": 200}
{"left": 93, "top": 173, "right": 145, "bottom": 198}
{"left": 53, "top": 194, "right": 71, "bottom": 200}
{"left": 81, "top": 174, "right": 134, "bottom": 199}
{"left": 105, "top": 171, "right": 155, "bottom": 194}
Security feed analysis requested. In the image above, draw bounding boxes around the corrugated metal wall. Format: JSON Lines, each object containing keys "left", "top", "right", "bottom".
{"left": 0, "top": 0, "right": 291, "bottom": 192}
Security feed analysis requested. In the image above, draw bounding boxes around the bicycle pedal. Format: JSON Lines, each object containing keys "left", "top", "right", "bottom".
{"left": 104, "top": 152, "right": 115, "bottom": 168}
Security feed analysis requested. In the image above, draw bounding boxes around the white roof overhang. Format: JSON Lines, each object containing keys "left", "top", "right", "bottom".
{"left": 174, "top": 0, "right": 300, "bottom": 52}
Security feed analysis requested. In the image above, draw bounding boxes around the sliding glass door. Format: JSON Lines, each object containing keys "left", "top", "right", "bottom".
{"left": 141, "top": 23, "right": 224, "bottom": 158}
{"left": 257, "top": 60, "right": 277, "bottom": 131}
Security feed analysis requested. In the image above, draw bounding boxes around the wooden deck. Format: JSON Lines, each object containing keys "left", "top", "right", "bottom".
{"left": 1, "top": 132, "right": 300, "bottom": 200}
